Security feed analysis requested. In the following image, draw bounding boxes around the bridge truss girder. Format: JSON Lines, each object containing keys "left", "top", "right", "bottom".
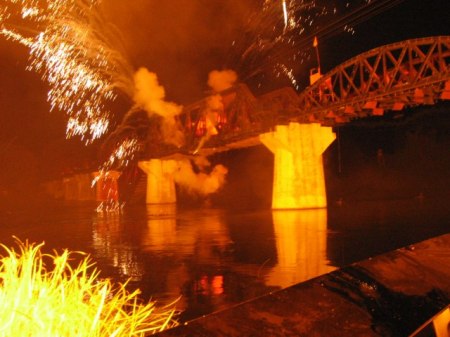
{"left": 296, "top": 36, "right": 450, "bottom": 124}
{"left": 164, "top": 36, "right": 450, "bottom": 157}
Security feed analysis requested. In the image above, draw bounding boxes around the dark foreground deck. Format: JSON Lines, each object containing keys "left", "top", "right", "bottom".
{"left": 156, "top": 233, "right": 450, "bottom": 336}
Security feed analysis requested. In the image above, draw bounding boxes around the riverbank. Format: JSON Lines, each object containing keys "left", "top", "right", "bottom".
{"left": 156, "top": 233, "right": 450, "bottom": 336}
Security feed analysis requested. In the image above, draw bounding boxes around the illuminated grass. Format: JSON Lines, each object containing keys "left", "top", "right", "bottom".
{"left": 0, "top": 239, "right": 178, "bottom": 336}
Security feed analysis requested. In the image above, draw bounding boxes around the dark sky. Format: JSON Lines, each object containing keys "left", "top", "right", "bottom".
{"left": 1, "top": 0, "right": 449, "bottom": 187}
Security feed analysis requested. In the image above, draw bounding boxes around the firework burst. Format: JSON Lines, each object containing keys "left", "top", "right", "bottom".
{"left": 1, "top": 0, "right": 134, "bottom": 142}
{"left": 1, "top": 0, "right": 406, "bottom": 173}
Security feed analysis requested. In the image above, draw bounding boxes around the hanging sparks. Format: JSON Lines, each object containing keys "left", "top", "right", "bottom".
{"left": 1, "top": 0, "right": 134, "bottom": 143}
{"left": 2, "top": 0, "right": 409, "bottom": 177}
{"left": 229, "top": 0, "right": 401, "bottom": 93}
{"left": 99, "top": 137, "right": 141, "bottom": 173}
{"left": 96, "top": 199, "right": 123, "bottom": 213}
{"left": 276, "top": 63, "right": 299, "bottom": 90}
{"left": 282, "top": 0, "right": 288, "bottom": 30}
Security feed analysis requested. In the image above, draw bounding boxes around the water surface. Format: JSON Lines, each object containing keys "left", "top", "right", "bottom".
{"left": 0, "top": 198, "right": 448, "bottom": 321}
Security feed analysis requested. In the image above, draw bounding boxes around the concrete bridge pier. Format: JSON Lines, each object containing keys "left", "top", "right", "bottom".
{"left": 138, "top": 159, "right": 177, "bottom": 205}
{"left": 260, "top": 122, "right": 335, "bottom": 209}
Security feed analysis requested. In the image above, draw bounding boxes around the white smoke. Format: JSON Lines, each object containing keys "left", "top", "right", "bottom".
{"left": 204, "top": 94, "right": 224, "bottom": 136}
{"left": 193, "top": 155, "right": 212, "bottom": 170}
{"left": 206, "top": 94, "right": 224, "bottom": 113}
{"left": 193, "top": 70, "right": 237, "bottom": 154}
{"left": 132, "top": 68, "right": 230, "bottom": 196}
{"left": 193, "top": 94, "right": 223, "bottom": 154}
{"left": 173, "top": 158, "right": 228, "bottom": 196}
{"left": 207, "top": 69, "right": 238, "bottom": 92}
{"left": 133, "top": 67, "right": 184, "bottom": 147}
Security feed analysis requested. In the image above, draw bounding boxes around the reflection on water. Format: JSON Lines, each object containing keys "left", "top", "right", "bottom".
{"left": 0, "top": 198, "right": 448, "bottom": 321}
{"left": 143, "top": 204, "right": 177, "bottom": 250}
{"left": 269, "top": 209, "right": 334, "bottom": 288}
{"left": 87, "top": 205, "right": 331, "bottom": 319}
{"left": 92, "top": 211, "right": 145, "bottom": 282}
{"left": 88, "top": 205, "right": 334, "bottom": 319}
{"left": 141, "top": 205, "right": 231, "bottom": 313}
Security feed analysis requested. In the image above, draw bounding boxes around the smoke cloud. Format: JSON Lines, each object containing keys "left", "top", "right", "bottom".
{"left": 133, "top": 67, "right": 184, "bottom": 147}
{"left": 193, "top": 70, "right": 237, "bottom": 153}
{"left": 193, "top": 155, "right": 212, "bottom": 170}
{"left": 207, "top": 69, "right": 238, "bottom": 92}
{"left": 102, "top": 1, "right": 253, "bottom": 103}
{"left": 206, "top": 94, "right": 224, "bottom": 112}
{"left": 173, "top": 158, "right": 228, "bottom": 196}
{"left": 204, "top": 94, "right": 224, "bottom": 136}
{"left": 193, "top": 94, "right": 224, "bottom": 154}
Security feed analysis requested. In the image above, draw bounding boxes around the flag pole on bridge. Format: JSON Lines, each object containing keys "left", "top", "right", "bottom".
{"left": 310, "top": 36, "right": 322, "bottom": 85}
{"left": 313, "top": 36, "right": 321, "bottom": 73}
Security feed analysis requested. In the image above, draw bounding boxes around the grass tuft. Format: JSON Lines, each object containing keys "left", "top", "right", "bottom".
{"left": 0, "top": 239, "right": 178, "bottom": 336}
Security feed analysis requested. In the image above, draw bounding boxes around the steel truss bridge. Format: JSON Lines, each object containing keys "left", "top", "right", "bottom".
{"left": 149, "top": 36, "right": 450, "bottom": 157}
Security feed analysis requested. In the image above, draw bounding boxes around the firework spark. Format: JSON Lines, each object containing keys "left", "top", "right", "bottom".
{"left": 1, "top": 0, "right": 134, "bottom": 142}
{"left": 229, "top": 0, "right": 403, "bottom": 92}
{"left": 1, "top": 0, "right": 406, "bottom": 177}
{"left": 282, "top": 0, "right": 288, "bottom": 30}
{"left": 100, "top": 137, "right": 141, "bottom": 172}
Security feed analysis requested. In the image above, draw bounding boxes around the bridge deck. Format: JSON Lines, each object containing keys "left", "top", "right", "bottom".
{"left": 137, "top": 36, "right": 450, "bottom": 159}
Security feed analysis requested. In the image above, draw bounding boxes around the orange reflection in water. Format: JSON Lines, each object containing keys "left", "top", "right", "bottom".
{"left": 92, "top": 212, "right": 145, "bottom": 281}
{"left": 91, "top": 205, "right": 334, "bottom": 313}
{"left": 142, "top": 207, "right": 230, "bottom": 256}
{"left": 196, "top": 275, "right": 224, "bottom": 296}
{"left": 142, "top": 204, "right": 177, "bottom": 250}
{"left": 267, "top": 208, "right": 335, "bottom": 288}
{"left": 141, "top": 207, "right": 230, "bottom": 310}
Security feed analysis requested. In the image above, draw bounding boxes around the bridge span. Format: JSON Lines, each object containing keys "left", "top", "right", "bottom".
{"left": 50, "top": 37, "right": 450, "bottom": 210}
{"left": 137, "top": 36, "right": 450, "bottom": 210}
{"left": 171, "top": 36, "right": 450, "bottom": 157}
{"left": 129, "top": 36, "right": 450, "bottom": 210}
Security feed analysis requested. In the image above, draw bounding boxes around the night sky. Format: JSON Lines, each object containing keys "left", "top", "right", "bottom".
{"left": 1, "top": 0, "right": 449, "bottom": 189}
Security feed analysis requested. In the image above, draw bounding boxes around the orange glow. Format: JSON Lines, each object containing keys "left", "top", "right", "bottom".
{"left": 196, "top": 275, "right": 224, "bottom": 296}
{"left": 143, "top": 204, "right": 177, "bottom": 251}
{"left": 267, "top": 209, "right": 335, "bottom": 288}
{"left": 195, "top": 118, "right": 207, "bottom": 137}
{"left": 432, "top": 306, "right": 450, "bottom": 337}
{"left": 211, "top": 275, "right": 224, "bottom": 295}
{"left": 94, "top": 170, "right": 121, "bottom": 202}
{"left": 260, "top": 123, "right": 335, "bottom": 209}
{"left": 138, "top": 159, "right": 177, "bottom": 204}
{"left": 313, "top": 36, "right": 318, "bottom": 47}
{"left": 92, "top": 170, "right": 122, "bottom": 212}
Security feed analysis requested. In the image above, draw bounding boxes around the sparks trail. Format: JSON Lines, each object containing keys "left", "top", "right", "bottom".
{"left": 1, "top": 0, "right": 134, "bottom": 143}
{"left": 226, "top": 0, "right": 316, "bottom": 82}
{"left": 291, "top": 0, "right": 407, "bottom": 49}
{"left": 1, "top": 0, "right": 187, "bottom": 173}
{"left": 0, "top": 0, "right": 407, "bottom": 175}
{"left": 227, "top": 0, "right": 406, "bottom": 92}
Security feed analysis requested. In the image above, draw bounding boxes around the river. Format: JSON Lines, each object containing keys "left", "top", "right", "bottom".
{"left": 0, "top": 197, "right": 448, "bottom": 321}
